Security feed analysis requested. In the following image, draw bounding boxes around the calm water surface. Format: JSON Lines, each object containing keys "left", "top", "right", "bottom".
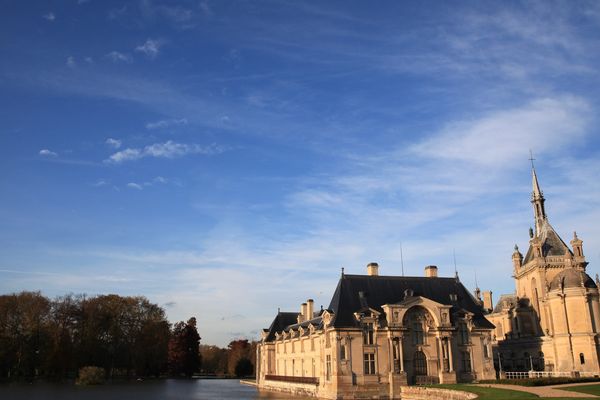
{"left": 0, "top": 379, "right": 312, "bottom": 400}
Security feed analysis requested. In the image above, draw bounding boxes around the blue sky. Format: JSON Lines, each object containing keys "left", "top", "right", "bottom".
{"left": 2, "top": 0, "right": 600, "bottom": 346}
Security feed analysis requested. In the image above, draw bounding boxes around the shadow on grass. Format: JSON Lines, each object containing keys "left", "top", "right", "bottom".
{"left": 560, "top": 384, "right": 600, "bottom": 397}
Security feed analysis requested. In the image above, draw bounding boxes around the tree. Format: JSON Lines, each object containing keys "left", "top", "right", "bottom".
{"left": 168, "top": 317, "right": 201, "bottom": 377}
{"left": 227, "top": 339, "right": 253, "bottom": 377}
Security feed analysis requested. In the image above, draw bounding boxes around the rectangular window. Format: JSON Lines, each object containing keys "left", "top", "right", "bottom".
{"left": 460, "top": 323, "right": 469, "bottom": 345}
{"left": 340, "top": 344, "right": 346, "bottom": 360}
{"left": 363, "top": 353, "right": 376, "bottom": 375}
{"left": 483, "top": 340, "right": 489, "bottom": 358}
{"left": 326, "top": 355, "right": 331, "bottom": 380}
{"left": 363, "top": 322, "right": 374, "bottom": 345}
{"left": 413, "top": 322, "right": 424, "bottom": 345}
{"left": 462, "top": 351, "right": 471, "bottom": 373}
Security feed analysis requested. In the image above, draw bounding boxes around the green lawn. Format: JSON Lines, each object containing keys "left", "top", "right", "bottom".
{"left": 560, "top": 384, "right": 600, "bottom": 396}
{"left": 435, "top": 384, "right": 597, "bottom": 400}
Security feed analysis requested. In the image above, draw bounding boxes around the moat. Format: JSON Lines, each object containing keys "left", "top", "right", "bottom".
{"left": 0, "top": 379, "right": 311, "bottom": 400}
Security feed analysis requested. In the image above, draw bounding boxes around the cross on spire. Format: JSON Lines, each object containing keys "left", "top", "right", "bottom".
{"left": 529, "top": 149, "right": 536, "bottom": 170}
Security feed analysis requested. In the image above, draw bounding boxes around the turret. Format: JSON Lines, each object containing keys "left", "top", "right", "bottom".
{"left": 570, "top": 231, "right": 588, "bottom": 269}
{"left": 512, "top": 244, "right": 523, "bottom": 271}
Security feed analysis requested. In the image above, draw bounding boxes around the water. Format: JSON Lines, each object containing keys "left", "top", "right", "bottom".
{"left": 0, "top": 379, "right": 311, "bottom": 400}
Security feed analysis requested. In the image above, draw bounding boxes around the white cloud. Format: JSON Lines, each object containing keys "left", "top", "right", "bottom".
{"left": 154, "top": 176, "right": 168, "bottom": 184}
{"left": 43, "top": 12, "right": 55, "bottom": 21}
{"left": 145, "top": 118, "right": 188, "bottom": 130}
{"left": 127, "top": 182, "right": 143, "bottom": 190}
{"left": 39, "top": 149, "right": 58, "bottom": 157}
{"left": 84, "top": 57, "right": 94, "bottom": 64}
{"left": 66, "top": 56, "right": 76, "bottom": 68}
{"left": 135, "top": 39, "right": 163, "bottom": 59}
{"left": 93, "top": 179, "right": 108, "bottom": 187}
{"left": 412, "top": 96, "right": 590, "bottom": 167}
{"left": 106, "top": 51, "right": 132, "bottom": 63}
{"left": 105, "top": 140, "right": 225, "bottom": 163}
{"left": 105, "top": 138, "right": 122, "bottom": 149}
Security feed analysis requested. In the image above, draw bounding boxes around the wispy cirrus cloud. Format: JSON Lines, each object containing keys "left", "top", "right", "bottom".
{"left": 412, "top": 96, "right": 590, "bottom": 167}
{"left": 126, "top": 182, "right": 143, "bottom": 190}
{"left": 145, "top": 118, "right": 188, "bottom": 130}
{"left": 39, "top": 149, "right": 58, "bottom": 157}
{"left": 105, "top": 137, "right": 122, "bottom": 149}
{"left": 106, "top": 51, "right": 132, "bottom": 63}
{"left": 42, "top": 12, "right": 55, "bottom": 21}
{"left": 105, "top": 140, "right": 226, "bottom": 163}
{"left": 135, "top": 39, "right": 164, "bottom": 59}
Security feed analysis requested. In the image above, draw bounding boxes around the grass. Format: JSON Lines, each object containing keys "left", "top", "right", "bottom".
{"left": 560, "top": 384, "right": 600, "bottom": 396}
{"left": 435, "top": 383, "right": 597, "bottom": 400}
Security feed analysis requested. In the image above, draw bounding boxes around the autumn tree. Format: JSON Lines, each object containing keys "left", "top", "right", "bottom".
{"left": 168, "top": 317, "right": 201, "bottom": 377}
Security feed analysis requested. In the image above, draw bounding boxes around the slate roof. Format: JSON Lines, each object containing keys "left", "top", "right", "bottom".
{"left": 264, "top": 312, "right": 300, "bottom": 342}
{"left": 327, "top": 274, "right": 494, "bottom": 329}
{"left": 492, "top": 294, "right": 518, "bottom": 313}
{"left": 549, "top": 268, "right": 596, "bottom": 291}
{"left": 523, "top": 220, "right": 573, "bottom": 264}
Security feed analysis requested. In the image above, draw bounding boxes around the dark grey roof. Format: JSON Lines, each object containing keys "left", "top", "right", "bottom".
{"left": 549, "top": 269, "right": 596, "bottom": 291}
{"left": 492, "top": 294, "right": 518, "bottom": 313}
{"left": 327, "top": 274, "right": 494, "bottom": 329}
{"left": 524, "top": 220, "right": 573, "bottom": 264}
{"left": 264, "top": 312, "right": 299, "bottom": 342}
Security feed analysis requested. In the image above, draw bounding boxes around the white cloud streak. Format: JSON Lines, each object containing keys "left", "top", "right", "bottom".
{"left": 105, "top": 138, "right": 122, "bottom": 149}
{"left": 145, "top": 118, "right": 188, "bottom": 130}
{"left": 105, "top": 140, "right": 226, "bottom": 163}
{"left": 106, "top": 51, "right": 132, "bottom": 63}
{"left": 43, "top": 12, "right": 55, "bottom": 21}
{"left": 126, "top": 182, "right": 143, "bottom": 190}
{"left": 39, "top": 149, "right": 58, "bottom": 157}
{"left": 135, "top": 39, "right": 163, "bottom": 58}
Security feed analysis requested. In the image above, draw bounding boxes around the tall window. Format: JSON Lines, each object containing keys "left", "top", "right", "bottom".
{"left": 340, "top": 343, "right": 346, "bottom": 360}
{"left": 483, "top": 338, "right": 489, "bottom": 358}
{"left": 363, "top": 353, "right": 376, "bottom": 375}
{"left": 459, "top": 323, "right": 469, "bottom": 345}
{"left": 580, "top": 353, "right": 586, "bottom": 365}
{"left": 413, "top": 322, "right": 424, "bottom": 345}
{"left": 462, "top": 351, "right": 471, "bottom": 373}
{"left": 363, "top": 322, "right": 374, "bottom": 345}
{"left": 326, "top": 355, "right": 331, "bottom": 380}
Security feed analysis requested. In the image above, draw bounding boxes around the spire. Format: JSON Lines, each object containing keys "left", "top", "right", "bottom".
{"left": 529, "top": 151, "right": 547, "bottom": 236}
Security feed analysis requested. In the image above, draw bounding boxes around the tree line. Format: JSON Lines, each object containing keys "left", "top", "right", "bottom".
{"left": 0, "top": 291, "right": 256, "bottom": 381}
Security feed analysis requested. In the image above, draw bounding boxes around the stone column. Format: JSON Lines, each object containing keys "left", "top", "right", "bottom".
{"left": 447, "top": 338, "right": 454, "bottom": 372}
{"left": 399, "top": 336, "right": 405, "bottom": 372}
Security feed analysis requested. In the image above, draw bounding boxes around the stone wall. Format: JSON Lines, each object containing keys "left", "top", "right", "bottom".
{"left": 257, "top": 381, "right": 477, "bottom": 400}
{"left": 258, "top": 379, "right": 319, "bottom": 398}
{"left": 400, "top": 386, "right": 477, "bottom": 400}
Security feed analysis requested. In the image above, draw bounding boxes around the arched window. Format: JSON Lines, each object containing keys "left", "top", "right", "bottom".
{"left": 414, "top": 351, "right": 427, "bottom": 376}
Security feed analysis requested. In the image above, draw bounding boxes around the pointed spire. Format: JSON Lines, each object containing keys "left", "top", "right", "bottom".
{"left": 529, "top": 152, "right": 547, "bottom": 236}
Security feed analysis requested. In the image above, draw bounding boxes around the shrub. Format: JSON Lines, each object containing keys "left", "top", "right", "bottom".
{"left": 76, "top": 366, "right": 105, "bottom": 385}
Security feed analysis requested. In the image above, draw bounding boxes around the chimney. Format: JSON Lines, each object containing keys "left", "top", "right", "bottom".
{"left": 367, "top": 262, "right": 379, "bottom": 276}
{"left": 425, "top": 265, "right": 438, "bottom": 278}
{"left": 299, "top": 302, "right": 307, "bottom": 323}
{"left": 306, "top": 299, "right": 314, "bottom": 320}
{"left": 483, "top": 291, "right": 493, "bottom": 312}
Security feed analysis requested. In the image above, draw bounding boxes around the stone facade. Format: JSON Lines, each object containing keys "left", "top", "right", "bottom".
{"left": 485, "top": 167, "right": 600, "bottom": 375}
{"left": 257, "top": 265, "right": 496, "bottom": 399}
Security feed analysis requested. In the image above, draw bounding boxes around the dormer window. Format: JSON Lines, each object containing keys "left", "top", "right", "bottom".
{"left": 449, "top": 293, "right": 458, "bottom": 302}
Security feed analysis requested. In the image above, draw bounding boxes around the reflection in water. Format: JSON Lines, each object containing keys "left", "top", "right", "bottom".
{"left": 0, "top": 379, "right": 314, "bottom": 400}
